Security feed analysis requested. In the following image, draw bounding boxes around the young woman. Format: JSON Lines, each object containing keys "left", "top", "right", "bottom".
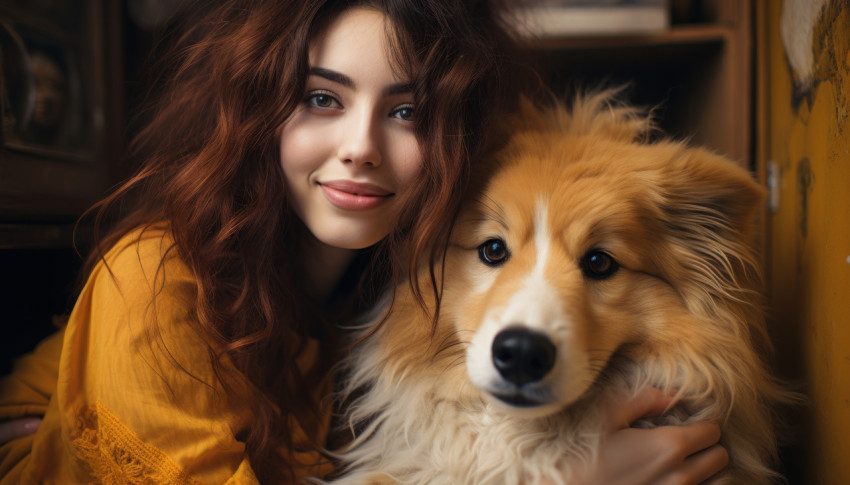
{"left": 0, "top": 1, "right": 729, "bottom": 483}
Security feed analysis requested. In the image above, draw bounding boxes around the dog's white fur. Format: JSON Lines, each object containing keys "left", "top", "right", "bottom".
{"left": 324, "top": 92, "right": 790, "bottom": 484}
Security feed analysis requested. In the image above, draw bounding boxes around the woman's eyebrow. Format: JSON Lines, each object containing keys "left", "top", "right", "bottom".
{"left": 384, "top": 83, "right": 412, "bottom": 96}
{"left": 310, "top": 67, "right": 353, "bottom": 88}
{"left": 309, "top": 66, "right": 412, "bottom": 96}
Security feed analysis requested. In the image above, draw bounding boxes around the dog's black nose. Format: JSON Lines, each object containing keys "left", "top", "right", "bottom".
{"left": 491, "top": 327, "right": 556, "bottom": 386}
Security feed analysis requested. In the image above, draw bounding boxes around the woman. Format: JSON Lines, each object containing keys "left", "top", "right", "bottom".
{"left": 0, "top": 1, "right": 728, "bottom": 483}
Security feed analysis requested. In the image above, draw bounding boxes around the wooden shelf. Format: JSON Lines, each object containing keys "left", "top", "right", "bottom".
{"left": 526, "top": 24, "right": 732, "bottom": 51}
{"left": 523, "top": 0, "right": 753, "bottom": 166}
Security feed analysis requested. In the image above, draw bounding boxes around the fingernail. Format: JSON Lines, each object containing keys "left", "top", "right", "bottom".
{"left": 23, "top": 418, "right": 41, "bottom": 430}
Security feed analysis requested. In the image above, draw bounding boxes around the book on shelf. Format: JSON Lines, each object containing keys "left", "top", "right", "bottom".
{"left": 511, "top": 0, "right": 671, "bottom": 37}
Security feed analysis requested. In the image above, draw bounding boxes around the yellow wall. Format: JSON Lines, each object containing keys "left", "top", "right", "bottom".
{"left": 758, "top": 1, "right": 850, "bottom": 483}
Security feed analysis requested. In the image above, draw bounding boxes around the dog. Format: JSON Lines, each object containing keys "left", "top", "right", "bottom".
{"left": 325, "top": 92, "right": 790, "bottom": 484}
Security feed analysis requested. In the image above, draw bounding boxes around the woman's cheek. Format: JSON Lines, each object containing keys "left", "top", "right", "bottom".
{"left": 395, "top": 137, "right": 424, "bottom": 191}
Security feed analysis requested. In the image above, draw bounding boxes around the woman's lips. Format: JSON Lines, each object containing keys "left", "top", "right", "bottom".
{"left": 319, "top": 180, "right": 393, "bottom": 211}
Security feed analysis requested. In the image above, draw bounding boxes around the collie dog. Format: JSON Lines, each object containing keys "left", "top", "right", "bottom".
{"left": 328, "top": 92, "right": 788, "bottom": 484}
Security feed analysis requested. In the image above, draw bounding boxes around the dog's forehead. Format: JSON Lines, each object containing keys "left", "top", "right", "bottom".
{"left": 488, "top": 151, "right": 644, "bottom": 208}
{"left": 467, "top": 137, "right": 664, "bottom": 246}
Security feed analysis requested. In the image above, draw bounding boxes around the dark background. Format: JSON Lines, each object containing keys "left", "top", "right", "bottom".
{"left": 1, "top": 0, "right": 178, "bottom": 374}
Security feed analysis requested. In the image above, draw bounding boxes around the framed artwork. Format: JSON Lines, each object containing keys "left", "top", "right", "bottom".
{"left": 0, "top": 0, "right": 119, "bottom": 242}
{"left": 1, "top": 0, "right": 101, "bottom": 162}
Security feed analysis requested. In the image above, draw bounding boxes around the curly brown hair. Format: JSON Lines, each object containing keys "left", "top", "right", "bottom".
{"left": 80, "top": 0, "right": 530, "bottom": 481}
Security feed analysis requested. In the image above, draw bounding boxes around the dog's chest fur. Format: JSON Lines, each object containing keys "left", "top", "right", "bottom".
{"left": 333, "top": 334, "right": 709, "bottom": 485}
{"left": 332, "top": 327, "right": 614, "bottom": 485}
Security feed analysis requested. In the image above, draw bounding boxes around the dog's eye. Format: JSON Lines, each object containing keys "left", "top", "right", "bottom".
{"left": 581, "top": 250, "right": 619, "bottom": 280}
{"left": 478, "top": 238, "right": 510, "bottom": 266}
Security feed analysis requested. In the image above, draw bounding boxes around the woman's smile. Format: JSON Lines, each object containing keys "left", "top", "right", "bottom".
{"left": 319, "top": 180, "right": 394, "bottom": 211}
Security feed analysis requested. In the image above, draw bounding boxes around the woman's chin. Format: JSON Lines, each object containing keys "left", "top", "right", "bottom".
{"left": 312, "top": 226, "right": 387, "bottom": 251}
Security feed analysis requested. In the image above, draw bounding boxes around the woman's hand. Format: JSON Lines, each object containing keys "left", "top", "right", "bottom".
{"left": 571, "top": 387, "right": 729, "bottom": 485}
{"left": 0, "top": 417, "right": 41, "bottom": 445}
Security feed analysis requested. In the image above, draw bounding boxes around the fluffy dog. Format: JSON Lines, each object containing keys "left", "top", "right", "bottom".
{"left": 326, "top": 92, "right": 789, "bottom": 484}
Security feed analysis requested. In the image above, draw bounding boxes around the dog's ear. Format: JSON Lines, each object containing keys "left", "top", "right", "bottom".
{"left": 653, "top": 146, "right": 768, "bottom": 341}
{"left": 659, "top": 147, "right": 765, "bottom": 240}
{"left": 653, "top": 146, "right": 766, "bottom": 319}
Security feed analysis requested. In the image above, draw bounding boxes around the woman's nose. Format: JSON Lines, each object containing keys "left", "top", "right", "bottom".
{"left": 338, "top": 108, "right": 382, "bottom": 168}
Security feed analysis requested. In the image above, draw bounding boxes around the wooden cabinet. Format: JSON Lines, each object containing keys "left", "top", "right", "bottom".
{"left": 523, "top": 0, "right": 752, "bottom": 166}
{"left": 0, "top": 0, "right": 122, "bottom": 248}
{"left": 0, "top": 0, "right": 122, "bottom": 373}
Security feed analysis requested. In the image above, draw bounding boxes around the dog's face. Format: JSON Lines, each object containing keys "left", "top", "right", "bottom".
{"left": 441, "top": 98, "right": 764, "bottom": 418}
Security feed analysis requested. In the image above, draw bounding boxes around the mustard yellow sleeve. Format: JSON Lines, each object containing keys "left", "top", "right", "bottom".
{"left": 3, "top": 229, "right": 260, "bottom": 484}
{"left": 0, "top": 326, "right": 64, "bottom": 421}
{"left": 0, "top": 326, "right": 64, "bottom": 482}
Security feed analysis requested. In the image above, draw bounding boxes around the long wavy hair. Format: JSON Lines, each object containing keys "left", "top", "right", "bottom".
{"left": 80, "top": 0, "right": 529, "bottom": 481}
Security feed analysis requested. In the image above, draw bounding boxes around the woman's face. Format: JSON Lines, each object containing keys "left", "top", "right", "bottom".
{"left": 279, "top": 7, "right": 422, "bottom": 250}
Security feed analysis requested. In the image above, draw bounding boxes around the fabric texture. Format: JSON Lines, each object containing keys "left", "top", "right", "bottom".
{"left": 0, "top": 227, "right": 332, "bottom": 484}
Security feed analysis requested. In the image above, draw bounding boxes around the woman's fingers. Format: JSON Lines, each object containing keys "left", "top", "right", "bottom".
{"left": 683, "top": 444, "right": 730, "bottom": 484}
{"left": 606, "top": 386, "right": 677, "bottom": 430}
{"left": 0, "top": 417, "right": 41, "bottom": 444}
{"left": 653, "top": 421, "right": 723, "bottom": 462}
{"left": 580, "top": 389, "right": 730, "bottom": 485}
{"left": 637, "top": 422, "right": 727, "bottom": 485}
{"left": 680, "top": 421, "right": 723, "bottom": 458}
{"left": 568, "top": 387, "right": 730, "bottom": 485}
{"left": 655, "top": 443, "right": 730, "bottom": 485}
{"left": 568, "top": 423, "right": 729, "bottom": 485}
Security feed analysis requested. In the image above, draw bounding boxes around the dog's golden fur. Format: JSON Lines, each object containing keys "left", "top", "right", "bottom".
{"left": 326, "top": 92, "right": 790, "bottom": 484}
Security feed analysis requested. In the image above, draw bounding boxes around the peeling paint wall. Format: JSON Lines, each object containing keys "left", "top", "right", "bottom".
{"left": 759, "top": 1, "right": 850, "bottom": 483}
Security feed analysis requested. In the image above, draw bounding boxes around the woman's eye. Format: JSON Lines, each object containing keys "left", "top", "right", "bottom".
{"left": 306, "top": 92, "right": 341, "bottom": 110}
{"left": 580, "top": 250, "right": 619, "bottom": 280}
{"left": 478, "top": 238, "right": 509, "bottom": 266}
{"left": 390, "top": 105, "right": 414, "bottom": 122}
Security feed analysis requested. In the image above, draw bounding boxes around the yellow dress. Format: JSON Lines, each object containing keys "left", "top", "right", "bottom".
{"left": 0, "top": 228, "right": 332, "bottom": 484}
